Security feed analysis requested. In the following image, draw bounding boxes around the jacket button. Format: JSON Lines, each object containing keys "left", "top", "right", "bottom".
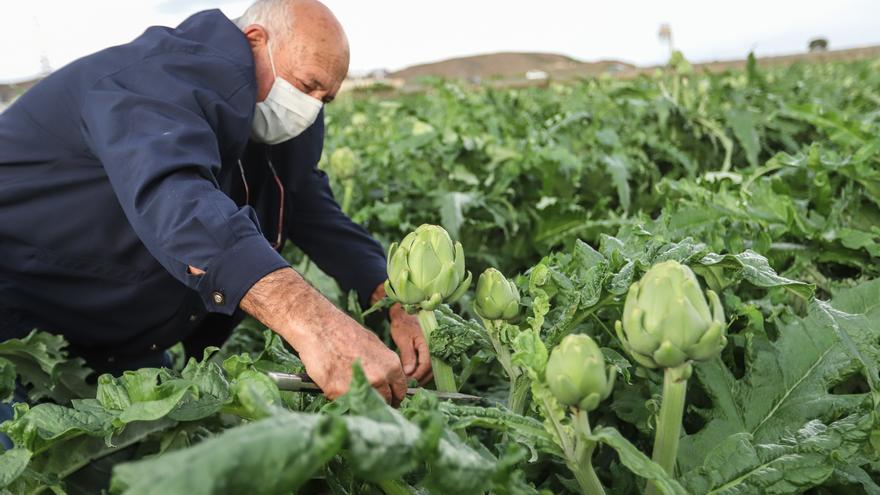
{"left": 188, "top": 313, "right": 198, "bottom": 322}
{"left": 212, "top": 291, "right": 225, "bottom": 305}
{"left": 150, "top": 344, "right": 159, "bottom": 351}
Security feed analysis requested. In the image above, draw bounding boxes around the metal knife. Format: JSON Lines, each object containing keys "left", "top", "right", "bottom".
{"left": 267, "top": 371, "right": 485, "bottom": 403}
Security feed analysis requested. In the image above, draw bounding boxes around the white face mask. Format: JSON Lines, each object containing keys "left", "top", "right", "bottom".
{"left": 251, "top": 41, "right": 324, "bottom": 145}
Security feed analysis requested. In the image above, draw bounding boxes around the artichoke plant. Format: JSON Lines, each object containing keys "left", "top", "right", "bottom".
{"left": 326, "top": 147, "right": 359, "bottom": 214}
{"left": 615, "top": 259, "right": 727, "bottom": 369}
{"left": 546, "top": 334, "right": 615, "bottom": 412}
{"left": 474, "top": 268, "right": 521, "bottom": 321}
{"left": 614, "top": 260, "right": 727, "bottom": 494}
{"left": 384, "top": 225, "right": 472, "bottom": 392}
{"left": 544, "top": 334, "right": 614, "bottom": 495}
{"left": 385, "top": 224, "right": 471, "bottom": 312}
{"left": 474, "top": 268, "right": 527, "bottom": 413}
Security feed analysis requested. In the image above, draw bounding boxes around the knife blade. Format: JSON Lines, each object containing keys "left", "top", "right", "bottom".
{"left": 266, "top": 371, "right": 485, "bottom": 403}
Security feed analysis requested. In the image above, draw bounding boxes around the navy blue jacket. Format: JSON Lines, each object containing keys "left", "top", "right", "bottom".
{"left": 0, "top": 10, "right": 387, "bottom": 356}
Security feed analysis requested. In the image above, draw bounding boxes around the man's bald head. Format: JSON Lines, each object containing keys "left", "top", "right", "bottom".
{"left": 236, "top": 0, "right": 350, "bottom": 103}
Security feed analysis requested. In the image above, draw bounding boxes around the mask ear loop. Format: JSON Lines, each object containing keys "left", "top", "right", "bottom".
{"left": 266, "top": 39, "right": 279, "bottom": 80}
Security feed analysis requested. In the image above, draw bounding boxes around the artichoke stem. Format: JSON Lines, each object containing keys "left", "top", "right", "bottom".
{"left": 417, "top": 309, "right": 457, "bottom": 393}
{"left": 481, "top": 318, "right": 528, "bottom": 414}
{"left": 570, "top": 409, "right": 605, "bottom": 495}
{"left": 376, "top": 479, "right": 413, "bottom": 495}
{"left": 481, "top": 318, "right": 517, "bottom": 380}
{"left": 508, "top": 374, "right": 530, "bottom": 416}
{"left": 646, "top": 364, "right": 690, "bottom": 495}
{"left": 341, "top": 180, "right": 355, "bottom": 216}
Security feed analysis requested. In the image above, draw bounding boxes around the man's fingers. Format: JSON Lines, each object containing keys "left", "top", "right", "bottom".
{"left": 389, "top": 368, "right": 407, "bottom": 406}
{"left": 375, "top": 382, "right": 393, "bottom": 405}
{"left": 414, "top": 335, "right": 433, "bottom": 381}
{"left": 397, "top": 338, "right": 418, "bottom": 376}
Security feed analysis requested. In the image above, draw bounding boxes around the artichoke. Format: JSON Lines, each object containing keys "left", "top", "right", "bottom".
{"left": 474, "top": 268, "right": 520, "bottom": 321}
{"left": 545, "top": 334, "right": 616, "bottom": 412}
{"left": 385, "top": 224, "right": 472, "bottom": 311}
{"left": 327, "top": 147, "right": 359, "bottom": 181}
{"left": 614, "top": 260, "right": 727, "bottom": 369}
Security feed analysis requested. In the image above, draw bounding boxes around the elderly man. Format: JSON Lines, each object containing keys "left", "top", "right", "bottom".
{"left": 0, "top": 0, "right": 431, "bottom": 406}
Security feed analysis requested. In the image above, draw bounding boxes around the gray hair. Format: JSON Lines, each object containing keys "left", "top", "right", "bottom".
{"left": 234, "top": 0, "right": 294, "bottom": 42}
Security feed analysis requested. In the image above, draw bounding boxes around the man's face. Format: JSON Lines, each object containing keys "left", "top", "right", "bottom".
{"left": 274, "top": 48, "right": 345, "bottom": 105}
{"left": 247, "top": 24, "right": 348, "bottom": 105}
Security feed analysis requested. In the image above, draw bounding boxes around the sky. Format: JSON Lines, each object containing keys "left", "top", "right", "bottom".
{"left": 1, "top": 0, "right": 879, "bottom": 83}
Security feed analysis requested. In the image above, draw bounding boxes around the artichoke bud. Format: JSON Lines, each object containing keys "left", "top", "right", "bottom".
{"left": 545, "top": 334, "right": 616, "bottom": 412}
{"left": 385, "top": 225, "right": 472, "bottom": 311}
{"left": 615, "top": 260, "right": 727, "bottom": 369}
{"left": 474, "top": 268, "right": 521, "bottom": 321}
{"left": 328, "top": 147, "right": 359, "bottom": 181}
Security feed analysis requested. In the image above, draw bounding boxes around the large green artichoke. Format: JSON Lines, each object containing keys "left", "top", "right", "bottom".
{"left": 545, "top": 334, "right": 615, "bottom": 412}
{"left": 474, "top": 268, "right": 520, "bottom": 321}
{"left": 385, "top": 224, "right": 472, "bottom": 311}
{"left": 614, "top": 260, "right": 727, "bottom": 369}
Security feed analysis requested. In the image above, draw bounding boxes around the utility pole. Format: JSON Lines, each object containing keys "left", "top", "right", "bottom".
{"left": 658, "top": 23, "right": 674, "bottom": 58}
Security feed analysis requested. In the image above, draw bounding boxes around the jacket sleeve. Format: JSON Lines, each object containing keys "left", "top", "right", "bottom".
{"left": 80, "top": 53, "right": 289, "bottom": 315}
{"left": 275, "top": 112, "right": 388, "bottom": 307}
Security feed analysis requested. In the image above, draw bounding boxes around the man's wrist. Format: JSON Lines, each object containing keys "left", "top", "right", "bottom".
{"left": 240, "top": 267, "right": 321, "bottom": 348}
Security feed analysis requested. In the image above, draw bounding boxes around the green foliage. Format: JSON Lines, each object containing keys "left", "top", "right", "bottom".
{"left": 5, "top": 56, "right": 880, "bottom": 493}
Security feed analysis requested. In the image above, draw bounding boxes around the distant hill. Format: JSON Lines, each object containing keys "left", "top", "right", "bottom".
{"left": 388, "top": 51, "right": 635, "bottom": 82}
{"left": 0, "top": 78, "right": 40, "bottom": 104}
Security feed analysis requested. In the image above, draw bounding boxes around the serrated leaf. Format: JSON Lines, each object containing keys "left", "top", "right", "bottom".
{"left": 679, "top": 280, "right": 880, "bottom": 474}
{"left": 681, "top": 415, "right": 873, "bottom": 494}
{"left": 698, "top": 250, "right": 814, "bottom": 298}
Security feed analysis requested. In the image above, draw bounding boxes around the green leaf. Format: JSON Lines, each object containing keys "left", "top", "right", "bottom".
{"left": 437, "top": 402, "right": 561, "bottom": 459}
{"left": 681, "top": 414, "right": 872, "bottom": 494}
{"left": 227, "top": 370, "right": 282, "bottom": 420}
{"left": 678, "top": 280, "right": 880, "bottom": 474}
{"left": 438, "top": 191, "right": 476, "bottom": 239}
{"left": 0, "top": 358, "right": 16, "bottom": 403}
{"left": 0, "top": 331, "right": 93, "bottom": 403}
{"left": 697, "top": 250, "right": 814, "bottom": 298}
{"left": 602, "top": 154, "right": 631, "bottom": 211}
{"left": 726, "top": 108, "right": 761, "bottom": 167}
{"left": 1, "top": 402, "right": 111, "bottom": 452}
{"left": 0, "top": 449, "right": 31, "bottom": 488}
{"left": 110, "top": 412, "right": 347, "bottom": 495}
{"left": 588, "top": 426, "right": 688, "bottom": 495}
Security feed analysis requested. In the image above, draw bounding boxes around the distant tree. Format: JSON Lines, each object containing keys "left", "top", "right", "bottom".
{"left": 809, "top": 38, "right": 829, "bottom": 52}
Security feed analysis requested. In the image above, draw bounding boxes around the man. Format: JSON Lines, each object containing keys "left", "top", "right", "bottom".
{"left": 0, "top": 0, "right": 432, "bottom": 406}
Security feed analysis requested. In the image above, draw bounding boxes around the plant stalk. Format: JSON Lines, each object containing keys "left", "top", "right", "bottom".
{"left": 570, "top": 409, "right": 605, "bottom": 495}
{"left": 341, "top": 180, "right": 355, "bottom": 215}
{"left": 377, "top": 479, "right": 413, "bottom": 495}
{"left": 507, "top": 374, "right": 530, "bottom": 416}
{"left": 481, "top": 317, "right": 529, "bottom": 413}
{"left": 417, "top": 309, "right": 457, "bottom": 393}
{"left": 645, "top": 364, "right": 691, "bottom": 495}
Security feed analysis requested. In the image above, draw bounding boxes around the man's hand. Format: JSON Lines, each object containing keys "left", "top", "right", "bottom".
{"left": 241, "top": 268, "right": 407, "bottom": 405}
{"left": 372, "top": 284, "right": 433, "bottom": 385}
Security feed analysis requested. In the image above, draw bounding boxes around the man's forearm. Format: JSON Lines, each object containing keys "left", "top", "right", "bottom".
{"left": 240, "top": 267, "right": 338, "bottom": 350}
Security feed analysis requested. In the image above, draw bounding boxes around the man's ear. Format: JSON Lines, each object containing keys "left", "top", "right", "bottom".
{"left": 243, "top": 24, "right": 268, "bottom": 49}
